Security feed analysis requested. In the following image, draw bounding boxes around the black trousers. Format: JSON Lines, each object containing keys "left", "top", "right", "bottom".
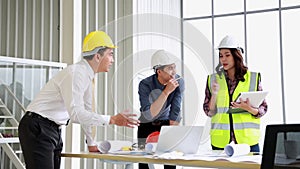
{"left": 18, "top": 112, "right": 63, "bottom": 169}
{"left": 137, "top": 120, "right": 176, "bottom": 169}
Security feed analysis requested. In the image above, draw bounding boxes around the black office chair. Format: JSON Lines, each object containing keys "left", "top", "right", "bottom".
{"left": 261, "top": 124, "right": 300, "bottom": 169}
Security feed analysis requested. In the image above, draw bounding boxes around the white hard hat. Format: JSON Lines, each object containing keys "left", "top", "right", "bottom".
{"left": 151, "top": 50, "right": 177, "bottom": 70}
{"left": 218, "top": 35, "right": 240, "bottom": 49}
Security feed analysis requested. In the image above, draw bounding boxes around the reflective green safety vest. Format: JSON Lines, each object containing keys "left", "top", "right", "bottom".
{"left": 208, "top": 71, "right": 260, "bottom": 148}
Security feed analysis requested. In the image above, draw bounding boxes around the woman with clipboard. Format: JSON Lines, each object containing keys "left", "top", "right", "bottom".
{"left": 203, "top": 35, "right": 268, "bottom": 153}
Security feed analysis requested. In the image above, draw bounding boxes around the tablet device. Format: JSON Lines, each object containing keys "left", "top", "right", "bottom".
{"left": 234, "top": 91, "right": 268, "bottom": 108}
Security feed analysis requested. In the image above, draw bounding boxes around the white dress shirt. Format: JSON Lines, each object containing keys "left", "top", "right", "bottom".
{"left": 26, "top": 59, "right": 110, "bottom": 146}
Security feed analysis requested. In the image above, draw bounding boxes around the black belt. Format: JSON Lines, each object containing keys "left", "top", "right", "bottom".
{"left": 140, "top": 119, "right": 170, "bottom": 126}
{"left": 26, "top": 111, "right": 60, "bottom": 128}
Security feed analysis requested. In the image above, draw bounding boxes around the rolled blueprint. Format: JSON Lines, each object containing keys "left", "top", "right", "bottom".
{"left": 224, "top": 143, "right": 250, "bottom": 157}
{"left": 145, "top": 143, "right": 157, "bottom": 154}
{"left": 97, "top": 140, "right": 111, "bottom": 154}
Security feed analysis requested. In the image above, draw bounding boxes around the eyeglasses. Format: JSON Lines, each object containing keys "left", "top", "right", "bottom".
{"left": 161, "top": 65, "right": 176, "bottom": 74}
{"left": 130, "top": 142, "right": 145, "bottom": 150}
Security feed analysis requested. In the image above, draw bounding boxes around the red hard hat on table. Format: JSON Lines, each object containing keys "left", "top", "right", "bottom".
{"left": 146, "top": 131, "right": 160, "bottom": 143}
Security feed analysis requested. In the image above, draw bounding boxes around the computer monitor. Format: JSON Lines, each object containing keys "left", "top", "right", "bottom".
{"left": 261, "top": 124, "right": 300, "bottom": 169}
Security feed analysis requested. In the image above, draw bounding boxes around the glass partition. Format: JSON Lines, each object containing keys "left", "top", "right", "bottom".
{"left": 0, "top": 56, "right": 66, "bottom": 124}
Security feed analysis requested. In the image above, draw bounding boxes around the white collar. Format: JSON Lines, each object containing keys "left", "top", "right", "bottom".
{"left": 82, "top": 59, "right": 95, "bottom": 80}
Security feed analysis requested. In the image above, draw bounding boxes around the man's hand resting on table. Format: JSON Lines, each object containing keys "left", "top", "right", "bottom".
{"left": 88, "top": 145, "right": 99, "bottom": 152}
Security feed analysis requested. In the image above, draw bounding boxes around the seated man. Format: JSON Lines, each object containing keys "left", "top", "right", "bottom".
{"left": 137, "top": 49, "right": 185, "bottom": 169}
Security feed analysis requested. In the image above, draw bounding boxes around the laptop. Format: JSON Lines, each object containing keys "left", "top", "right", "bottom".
{"left": 154, "top": 126, "right": 204, "bottom": 155}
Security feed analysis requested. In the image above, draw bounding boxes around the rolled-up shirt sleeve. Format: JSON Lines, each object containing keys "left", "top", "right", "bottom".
{"left": 81, "top": 84, "right": 96, "bottom": 146}
{"left": 138, "top": 80, "right": 154, "bottom": 120}
{"left": 203, "top": 76, "right": 215, "bottom": 117}
{"left": 169, "top": 78, "right": 185, "bottom": 122}
{"left": 81, "top": 125, "right": 97, "bottom": 146}
{"left": 254, "top": 75, "right": 268, "bottom": 118}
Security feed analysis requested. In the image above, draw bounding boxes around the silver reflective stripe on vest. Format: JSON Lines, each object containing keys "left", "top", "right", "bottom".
{"left": 249, "top": 72, "right": 257, "bottom": 91}
{"left": 217, "top": 107, "right": 229, "bottom": 113}
{"left": 211, "top": 123, "right": 230, "bottom": 130}
{"left": 233, "top": 122, "right": 260, "bottom": 129}
{"left": 212, "top": 122, "right": 260, "bottom": 130}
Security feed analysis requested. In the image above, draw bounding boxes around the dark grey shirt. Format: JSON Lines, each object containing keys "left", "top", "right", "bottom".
{"left": 138, "top": 74, "right": 185, "bottom": 123}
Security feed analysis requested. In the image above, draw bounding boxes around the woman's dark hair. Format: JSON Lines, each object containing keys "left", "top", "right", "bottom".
{"left": 215, "top": 48, "right": 248, "bottom": 81}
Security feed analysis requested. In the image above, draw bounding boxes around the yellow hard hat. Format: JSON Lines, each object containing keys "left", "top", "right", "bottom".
{"left": 82, "top": 31, "right": 117, "bottom": 56}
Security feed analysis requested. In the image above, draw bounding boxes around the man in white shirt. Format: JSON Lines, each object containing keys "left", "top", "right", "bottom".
{"left": 18, "top": 31, "right": 140, "bottom": 169}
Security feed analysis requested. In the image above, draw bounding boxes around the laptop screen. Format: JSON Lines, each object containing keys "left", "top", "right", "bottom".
{"left": 261, "top": 124, "right": 300, "bottom": 169}
{"left": 154, "top": 126, "right": 204, "bottom": 155}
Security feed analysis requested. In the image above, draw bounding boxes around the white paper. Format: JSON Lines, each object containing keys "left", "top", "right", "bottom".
{"left": 154, "top": 151, "right": 185, "bottom": 159}
{"left": 180, "top": 150, "right": 261, "bottom": 163}
{"left": 110, "top": 150, "right": 148, "bottom": 156}
{"left": 224, "top": 143, "right": 250, "bottom": 157}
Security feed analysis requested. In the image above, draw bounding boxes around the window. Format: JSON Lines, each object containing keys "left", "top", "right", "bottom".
{"left": 182, "top": 1, "right": 300, "bottom": 151}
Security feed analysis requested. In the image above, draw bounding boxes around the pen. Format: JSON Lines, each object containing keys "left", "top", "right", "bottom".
{"left": 174, "top": 77, "right": 182, "bottom": 81}
{"left": 249, "top": 152, "right": 260, "bottom": 155}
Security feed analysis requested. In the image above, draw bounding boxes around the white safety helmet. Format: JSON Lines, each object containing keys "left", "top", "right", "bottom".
{"left": 217, "top": 35, "right": 244, "bottom": 53}
{"left": 151, "top": 50, "right": 177, "bottom": 70}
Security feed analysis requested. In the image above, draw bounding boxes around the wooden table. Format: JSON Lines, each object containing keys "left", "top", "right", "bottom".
{"left": 61, "top": 151, "right": 261, "bottom": 169}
